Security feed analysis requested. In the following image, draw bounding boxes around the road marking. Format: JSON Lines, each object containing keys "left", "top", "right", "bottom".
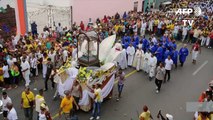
{"left": 52, "top": 113, "right": 59, "bottom": 119}
{"left": 125, "top": 70, "right": 137, "bottom": 78}
{"left": 52, "top": 69, "right": 137, "bottom": 119}
{"left": 192, "top": 60, "right": 208, "bottom": 76}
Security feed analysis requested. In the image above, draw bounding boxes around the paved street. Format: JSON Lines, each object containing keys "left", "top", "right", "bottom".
{"left": 3, "top": 44, "right": 213, "bottom": 120}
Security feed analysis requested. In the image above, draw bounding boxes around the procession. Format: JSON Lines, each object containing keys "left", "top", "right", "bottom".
{"left": 0, "top": 0, "right": 213, "bottom": 120}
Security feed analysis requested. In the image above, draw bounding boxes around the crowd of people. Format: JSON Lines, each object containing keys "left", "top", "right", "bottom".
{"left": 0, "top": 0, "right": 212, "bottom": 120}
{"left": 194, "top": 81, "right": 213, "bottom": 120}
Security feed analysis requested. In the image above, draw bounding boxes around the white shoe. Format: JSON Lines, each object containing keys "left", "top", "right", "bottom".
{"left": 156, "top": 86, "right": 158, "bottom": 90}
{"left": 96, "top": 116, "right": 100, "bottom": 120}
{"left": 90, "top": 117, "right": 94, "bottom": 120}
{"left": 156, "top": 90, "right": 159, "bottom": 93}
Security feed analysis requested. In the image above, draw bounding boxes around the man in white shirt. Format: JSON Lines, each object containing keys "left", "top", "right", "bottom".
{"left": 182, "top": 26, "right": 188, "bottom": 42}
{"left": 3, "top": 63, "right": 10, "bottom": 85}
{"left": 164, "top": 56, "right": 173, "bottom": 83}
{"left": 148, "top": 19, "right": 154, "bottom": 32}
{"left": 193, "top": 28, "right": 202, "bottom": 43}
{"left": 157, "top": 20, "right": 164, "bottom": 36}
{"left": 48, "top": 49, "right": 56, "bottom": 66}
{"left": 2, "top": 92, "right": 12, "bottom": 119}
{"left": 173, "top": 23, "right": 179, "bottom": 40}
{"left": 62, "top": 49, "right": 69, "bottom": 64}
{"left": 7, "top": 56, "right": 14, "bottom": 68}
{"left": 126, "top": 44, "right": 135, "bottom": 67}
{"left": 7, "top": 103, "right": 18, "bottom": 120}
{"left": 72, "top": 45, "right": 77, "bottom": 61}
{"left": 21, "top": 56, "right": 31, "bottom": 86}
{"left": 30, "top": 54, "right": 38, "bottom": 77}
{"left": 151, "top": 35, "right": 158, "bottom": 45}
{"left": 20, "top": 54, "right": 29, "bottom": 63}
{"left": 141, "top": 21, "right": 147, "bottom": 37}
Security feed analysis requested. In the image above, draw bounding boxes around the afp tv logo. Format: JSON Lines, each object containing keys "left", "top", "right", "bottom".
{"left": 175, "top": 7, "right": 202, "bottom": 26}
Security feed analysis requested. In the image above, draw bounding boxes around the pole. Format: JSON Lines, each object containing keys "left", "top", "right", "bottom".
{"left": 70, "top": 6, "right": 73, "bottom": 29}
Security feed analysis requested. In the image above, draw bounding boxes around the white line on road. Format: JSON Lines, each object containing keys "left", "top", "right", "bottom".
{"left": 192, "top": 60, "right": 208, "bottom": 76}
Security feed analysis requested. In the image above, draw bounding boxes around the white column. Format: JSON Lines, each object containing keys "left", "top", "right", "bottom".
{"left": 15, "top": 0, "right": 20, "bottom": 35}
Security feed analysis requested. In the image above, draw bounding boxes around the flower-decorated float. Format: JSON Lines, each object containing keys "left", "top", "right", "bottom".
{"left": 54, "top": 31, "right": 121, "bottom": 111}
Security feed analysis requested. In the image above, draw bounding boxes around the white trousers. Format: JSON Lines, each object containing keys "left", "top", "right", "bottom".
{"left": 148, "top": 25, "right": 153, "bottom": 32}
{"left": 141, "top": 30, "right": 146, "bottom": 37}
{"left": 182, "top": 34, "right": 187, "bottom": 42}
{"left": 23, "top": 72, "right": 30, "bottom": 86}
{"left": 206, "top": 37, "right": 210, "bottom": 46}
{"left": 192, "top": 50, "right": 199, "bottom": 60}
{"left": 201, "top": 36, "right": 207, "bottom": 46}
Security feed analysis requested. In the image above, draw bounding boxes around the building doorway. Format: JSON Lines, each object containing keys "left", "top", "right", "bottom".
{"left": 134, "top": 1, "right": 138, "bottom": 12}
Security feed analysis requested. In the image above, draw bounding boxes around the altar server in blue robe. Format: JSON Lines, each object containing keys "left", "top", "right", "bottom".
{"left": 142, "top": 37, "right": 149, "bottom": 53}
{"left": 163, "top": 48, "right": 172, "bottom": 63}
{"left": 179, "top": 44, "right": 189, "bottom": 67}
{"left": 155, "top": 44, "right": 163, "bottom": 65}
{"left": 172, "top": 48, "right": 179, "bottom": 68}
{"left": 133, "top": 33, "right": 140, "bottom": 45}
{"left": 122, "top": 34, "right": 131, "bottom": 44}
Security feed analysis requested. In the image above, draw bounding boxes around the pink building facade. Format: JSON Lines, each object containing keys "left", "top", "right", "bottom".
{"left": 72, "top": 0, "right": 143, "bottom": 25}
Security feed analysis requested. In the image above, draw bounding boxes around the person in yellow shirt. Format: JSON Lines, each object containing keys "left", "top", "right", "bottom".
{"left": 59, "top": 90, "right": 79, "bottom": 120}
{"left": 170, "top": 23, "right": 174, "bottom": 31}
{"left": 89, "top": 84, "right": 103, "bottom": 120}
{"left": 139, "top": 105, "right": 153, "bottom": 120}
{"left": 197, "top": 112, "right": 210, "bottom": 120}
{"left": 114, "top": 23, "right": 120, "bottom": 33}
{"left": 21, "top": 87, "right": 35, "bottom": 120}
{"left": 0, "top": 63, "right": 4, "bottom": 89}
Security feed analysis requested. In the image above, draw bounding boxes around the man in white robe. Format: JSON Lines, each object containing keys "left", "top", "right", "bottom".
{"left": 21, "top": 57, "right": 31, "bottom": 86}
{"left": 148, "top": 54, "right": 157, "bottom": 81}
{"left": 127, "top": 44, "right": 135, "bottom": 66}
{"left": 133, "top": 48, "right": 144, "bottom": 71}
{"left": 119, "top": 46, "right": 127, "bottom": 69}
{"left": 142, "top": 50, "right": 151, "bottom": 73}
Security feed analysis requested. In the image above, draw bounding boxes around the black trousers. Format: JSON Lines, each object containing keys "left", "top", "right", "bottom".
{"left": 45, "top": 74, "right": 55, "bottom": 90}
{"left": 164, "top": 70, "right": 171, "bottom": 81}
{"left": 180, "top": 62, "right": 183, "bottom": 67}
{"left": 31, "top": 68, "right": 36, "bottom": 77}
{"left": 50, "top": 77, "right": 55, "bottom": 88}
{"left": 45, "top": 74, "right": 50, "bottom": 90}
{"left": 155, "top": 78, "right": 163, "bottom": 91}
